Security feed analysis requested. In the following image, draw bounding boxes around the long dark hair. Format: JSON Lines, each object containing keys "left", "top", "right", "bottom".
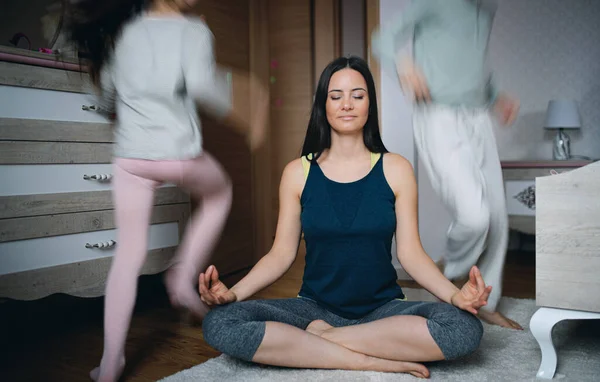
{"left": 301, "top": 56, "right": 387, "bottom": 160}
{"left": 65, "top": 0, "right": 149, "bottom": 85}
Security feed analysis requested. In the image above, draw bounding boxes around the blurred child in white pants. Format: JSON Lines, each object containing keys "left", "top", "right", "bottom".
{"left": 372, "top": 0, "right": 522, "bottom": 329}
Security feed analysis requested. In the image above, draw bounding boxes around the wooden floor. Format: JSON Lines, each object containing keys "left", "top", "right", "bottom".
{"left": 0, "top": 245, "right": 535, "bottom": 382}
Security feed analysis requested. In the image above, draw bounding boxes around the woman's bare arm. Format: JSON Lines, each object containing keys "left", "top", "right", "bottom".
{"left": 383, "top": 154, "right": 460, "bottom": 304}
{"left": 230, "top": 159, "right": 305, "bottom": 301}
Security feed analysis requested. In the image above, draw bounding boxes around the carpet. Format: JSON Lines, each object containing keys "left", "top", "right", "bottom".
{"left": 160, "top": 288, "right": 600, "bottom": 381}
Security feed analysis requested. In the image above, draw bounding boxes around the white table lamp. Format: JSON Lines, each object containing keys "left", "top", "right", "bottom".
{"left": 544, "top": 100, "right": 581, "bottom": 160}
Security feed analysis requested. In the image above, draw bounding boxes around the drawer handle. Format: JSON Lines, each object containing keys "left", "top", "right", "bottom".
{"left": 85, "top": 240, "right": 116, "bottom": 249}
{"left": 514, "top": 185, "right": 536, "bottom": 210}
{"left": 83, "top": 173, "right": 112, "bottom": 181}
{"left": 82, "top": 104, "right": 98, "bottom": 111}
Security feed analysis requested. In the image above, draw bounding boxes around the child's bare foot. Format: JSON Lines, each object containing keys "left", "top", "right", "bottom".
{"left": 89, "top": 357, "right": 125, "bottom": 381}
{"left": 89, "top": 367, "right": 100, "bottom": 381}
{"left": 478, "top": 310, "right": 523, "bottom": 330}
{"left": 165, "top": 267, "right": 209, "bottom": 320}
{"left": 306, "top": 319, "right": 334, "bottom": 337}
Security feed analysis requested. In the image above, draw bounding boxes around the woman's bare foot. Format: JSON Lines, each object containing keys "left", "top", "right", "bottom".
{"left": 306, "top": 319, "right": 334, "bottom": 337}
{"left": 306, "top": 320, "right": 429, "bottom": 378}
{"left": 362, "top": 355, "right": 430, "bottom": 378}
{"left": 478, "top": 310, "right": 523, "bottom": 330}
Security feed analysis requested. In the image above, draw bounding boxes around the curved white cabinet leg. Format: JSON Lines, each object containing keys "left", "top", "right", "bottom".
{"left": 530, "top": 307, "right": 600, "bottom": 379}
{"left": 530, "top": 308, "right": 559, "bottom": 379}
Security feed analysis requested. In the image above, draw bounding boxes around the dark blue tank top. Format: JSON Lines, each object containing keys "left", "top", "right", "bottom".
{"left": 299, "top": 153, "right": 405, "bottom": 319}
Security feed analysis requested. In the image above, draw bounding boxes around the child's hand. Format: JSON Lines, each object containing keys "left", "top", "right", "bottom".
{"left": 397, "top": 57, "right": 431, "bottom": 103}
{"left": 493, "top": 93, "right": 520, "bottom": 126}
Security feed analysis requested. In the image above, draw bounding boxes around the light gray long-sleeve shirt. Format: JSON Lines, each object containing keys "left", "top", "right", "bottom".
{"left": 371, "top": 0, "right": 499, "bottom": 108}
{"left": 98, "top": 15, "right": 232, "bottom": 160}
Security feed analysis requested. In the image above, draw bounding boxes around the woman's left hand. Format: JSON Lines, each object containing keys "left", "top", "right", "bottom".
{"left": 451, "top": 266, "right": 492, "bottom": 315}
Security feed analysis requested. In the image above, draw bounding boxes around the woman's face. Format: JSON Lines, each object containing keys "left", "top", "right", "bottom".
{"left": 325, "top": 68, "right": 369, "bottom": 135}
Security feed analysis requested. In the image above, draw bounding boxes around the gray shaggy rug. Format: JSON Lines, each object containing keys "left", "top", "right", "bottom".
{"left": 160, "top": 288, "right": 599, "bottom": 381}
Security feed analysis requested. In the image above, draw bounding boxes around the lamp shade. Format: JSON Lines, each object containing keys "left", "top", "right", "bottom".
{"left": 544, "top": 100, "right": 581, "bottom": 129}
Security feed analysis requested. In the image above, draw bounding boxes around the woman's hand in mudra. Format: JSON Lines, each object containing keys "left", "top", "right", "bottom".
{"left": 450, "top": 266, "right": 492, "bottom": 315}
{"left": 199, "top": 265, "right": 237, "bottom": 306}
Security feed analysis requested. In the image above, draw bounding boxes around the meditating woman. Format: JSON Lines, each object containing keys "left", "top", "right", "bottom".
{"left": 199, "top": 56, "right": 490, "bottom": 378}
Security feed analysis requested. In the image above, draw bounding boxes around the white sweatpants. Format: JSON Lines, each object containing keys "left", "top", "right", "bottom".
{"left": 413, "top": 104, "right": 508, "bottom": 311}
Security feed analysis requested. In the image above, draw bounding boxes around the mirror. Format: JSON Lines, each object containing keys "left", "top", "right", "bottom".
{"left": 0, "top": 0, "right": 80, "bottom": 69}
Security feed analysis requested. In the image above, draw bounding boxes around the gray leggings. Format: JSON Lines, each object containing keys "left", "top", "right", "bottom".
{"left": 202, "top": 297, "right": 483, "bottom": 362}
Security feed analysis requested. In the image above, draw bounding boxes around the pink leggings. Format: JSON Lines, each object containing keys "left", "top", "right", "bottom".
{"left": 98, "top": 153, "right": 232, "bottom": 380}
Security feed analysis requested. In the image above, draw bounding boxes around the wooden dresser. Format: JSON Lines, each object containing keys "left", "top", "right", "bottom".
{"left": 529, "top": 160, "right": 600, "bottom": 379}
{"left": 500, "top": 160, "right": 593, "bottom": 236}
{"left": 0, "top": 52, "right": 191, "bottom": 300}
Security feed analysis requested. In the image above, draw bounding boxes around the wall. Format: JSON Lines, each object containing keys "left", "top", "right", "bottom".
{"left": 378, "top": 0, "right": 415, "bottom": 167}
{"left": 489, "top": 0, "right": 600, "bottom": 161}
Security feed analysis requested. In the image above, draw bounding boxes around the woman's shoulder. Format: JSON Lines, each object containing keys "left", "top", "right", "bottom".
{"left": 382, "top": 153, "right": 416, "bottom": 192}
{"left": 284, "top": 157, "right": 305, "bottom": 174}
{"left": 280, "top": 158, "right": 306, "bottom": 196}
{"left": 383, "top": 152, "right": 413, "bottom": 172}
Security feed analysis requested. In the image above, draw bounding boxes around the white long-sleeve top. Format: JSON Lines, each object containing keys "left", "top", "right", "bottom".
{"left": 99, "top": 14, "right": 232, "bottom": 160}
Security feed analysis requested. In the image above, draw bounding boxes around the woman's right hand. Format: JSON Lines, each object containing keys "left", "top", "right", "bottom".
{"left": 199, "top": 265, "right": 237, "bottom": 306}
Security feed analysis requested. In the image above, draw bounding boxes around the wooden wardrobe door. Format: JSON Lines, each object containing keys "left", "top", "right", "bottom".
{"left": 188, "top": 0, "right": 321, "bottom": 277}
{"left": 189, "top": 0, "right": 255, "bottom": 276}
{"left": 266, "top": 0, "right": 313, "bottom": 229}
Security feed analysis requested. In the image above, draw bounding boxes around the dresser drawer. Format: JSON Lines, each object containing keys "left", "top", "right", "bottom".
{"left": 0, "top": 85, "right": 107, "bottom": 123}
{"left": 0, "top": 164, "right": 114, "bottom": 196}
{"left": 0, "top": 163, "right": 177, "bottom": 198}
{"left": 0, "top": 203, "right": 190, "bottom": 300}
{"left": 504, "top": 180, "right": 536, "bottom": 216}
{"left": 0, "top": 221, "right": 180, "bottom": 275}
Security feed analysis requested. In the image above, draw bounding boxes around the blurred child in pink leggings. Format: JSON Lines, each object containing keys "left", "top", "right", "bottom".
{"left": 66, "top": 0, "right": 268, "bottom": 380}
